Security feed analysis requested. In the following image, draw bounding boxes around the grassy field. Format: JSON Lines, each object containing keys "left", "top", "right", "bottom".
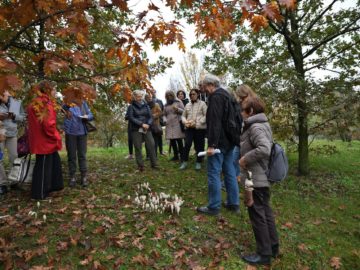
{"left": 0, "top": 140, "right": 359, "bottom": 269}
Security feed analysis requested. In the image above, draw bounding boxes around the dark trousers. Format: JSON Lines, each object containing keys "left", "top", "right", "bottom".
{"left": 170, "top": 139, "right": 184, "bottom": 161}
{"left": 152, "top": 132, "right": 163, "bottom": 156}
{"left": 132, "top": 131, "right": 157, "bottom": 167}
{"left": 248, "top": 187, "right": 279, "bottom": 256}
{"left": 183, "top": 128, "right": 206, "bottom": 163}
{"left": 65, "top": 134, "right": 87, "bottom": 177}
{"left": 127, "top": 125, "right": 133, "bottom": 155}
{"left": 32, "top": 152, "right": 63, "bottom": 200}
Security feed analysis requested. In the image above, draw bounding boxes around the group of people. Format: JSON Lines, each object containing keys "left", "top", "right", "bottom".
{"left": 125, "top": 87, "right": 208, "bottom": 172}
{"left": 126, "top": 74, "right": 279, "bottom": 266}
{"left": 0, "top": 75, "right": 279, "bottom": 266}
{"left": 0, "top": 81, "right": 94, "bottom": 201}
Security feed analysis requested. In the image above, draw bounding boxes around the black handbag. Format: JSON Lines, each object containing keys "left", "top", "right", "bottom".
{"left": 83, "top": 119, "right": 97, "bottom": 133}
{"left": 81, "top": 103, "right": 97, "bottom": 133}
{"left": 151, "top": 123, "right": 163, "bottom": 135}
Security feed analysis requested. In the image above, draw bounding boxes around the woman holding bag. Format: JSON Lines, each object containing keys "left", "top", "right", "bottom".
{"left": 239, "top": 96, "right": 279, "bottom": 266}
{"left": 63, "top": 98, "right": 93, "bottom": 188}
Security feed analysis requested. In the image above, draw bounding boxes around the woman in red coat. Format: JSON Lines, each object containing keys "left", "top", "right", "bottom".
{"left": 27, "top": 81, "right": 63, "bottom": 200}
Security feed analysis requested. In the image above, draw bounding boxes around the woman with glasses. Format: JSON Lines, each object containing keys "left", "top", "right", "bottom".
{"left": 180, "top": 89, "right": 207, "bottom": 170}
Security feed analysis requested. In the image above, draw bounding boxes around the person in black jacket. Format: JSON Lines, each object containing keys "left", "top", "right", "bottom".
{"left": 196, "top": 74, "right": 239, "bottom": 216}
{"left": 128, "top": 90, "right": 158, "bottom": 171}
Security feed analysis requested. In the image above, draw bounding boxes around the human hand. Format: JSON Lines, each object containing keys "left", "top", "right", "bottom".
{"left": 8, "top": 112, "right": 15, "bottom": 120}
{"left": 239, "top": 157, "right": 247, "bottom": 169}
{"left": 0, "top": 113, "right": 8, "bottom": 121}
{"left": 142, "top": 123, "right": 149, "bottom": 130}
{"left": 207, "top": 147, "right": 215, "bottom": 156}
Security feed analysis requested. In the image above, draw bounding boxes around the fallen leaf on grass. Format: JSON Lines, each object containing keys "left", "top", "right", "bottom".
{"left": 131, "top": 254, "right": 153, "bottom": 266}
{"left": 79, "top": 255, "right": 93, "bottom": 266}
{"left": 56, "top": 241, "right": 68, "bottom": 251}
{"left": 29, "top": 266, "right": 53, "bottom": 270}
{"left": 245, "top": 265, "right": 257, "bottom": 270}
{"left": 175, "top": 249, "right": 186, "bottom": 259}
{"left": 330, "top": 257, "right": 341, "bottom": 269}
{"left": 298, "top": 243, "right": 308, "bottom": 252}
{"left": 193, "top": 215, "right": 207, "bottom": 222}
{"left": 37, "top": 235, "right": 48, "bottom": 245}
{"left": 281, "top": 222, "right": 293, "bottom": 229}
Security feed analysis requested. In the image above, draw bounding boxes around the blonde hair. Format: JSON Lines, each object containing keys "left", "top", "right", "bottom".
{"left": 132, "top": 90, "right": 144, "bottom": 99}
{"left": 234, "top": 84, "right": 257, "bottom": 103}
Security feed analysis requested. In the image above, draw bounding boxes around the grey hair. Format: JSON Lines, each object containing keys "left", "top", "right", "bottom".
{"left": 202, "top": 74, "right": 220, "bottom": 87}
{"left": 132, "top": 90, "right": 144, "bottom": 98}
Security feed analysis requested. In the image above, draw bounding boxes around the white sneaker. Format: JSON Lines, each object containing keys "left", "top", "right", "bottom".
{"left": 179, "top": 162, "right": 187, "bottom": 170}
{"left": 195, "top": 162, "right": 201, "bottom": 170}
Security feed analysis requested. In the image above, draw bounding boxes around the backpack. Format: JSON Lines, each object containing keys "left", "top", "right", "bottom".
{"left": 266, "top": 142, "right": 289, "bottom": 183}
{"left": 215, "top": 89, "right": 243, "bottom": 146}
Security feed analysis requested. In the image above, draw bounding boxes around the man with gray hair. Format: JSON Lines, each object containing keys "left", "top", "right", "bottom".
{"left": 197, "top": 74, "right": 240, "bottom": 215}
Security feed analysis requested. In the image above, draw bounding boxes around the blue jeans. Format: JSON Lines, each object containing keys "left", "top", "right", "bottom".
{"left": 207, "top": 147, "right": 239, "bottom": 210}
{"left": 233, "top": 146, "right": 241, "bottom": 177}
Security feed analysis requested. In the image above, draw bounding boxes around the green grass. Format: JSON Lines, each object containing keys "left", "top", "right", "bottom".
{"left": 0, "top": 140, "right": 359, "bottom": 269}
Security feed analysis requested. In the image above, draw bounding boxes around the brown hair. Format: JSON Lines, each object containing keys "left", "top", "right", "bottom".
{"left": 234, "top": 84, "right": 257, "bottom": 103}
{"left": 242, "top": 96, "right": 266, "bottom": 115}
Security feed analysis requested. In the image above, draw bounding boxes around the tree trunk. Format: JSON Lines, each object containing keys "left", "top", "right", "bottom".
{"left": 289, "top": 12, "right": 309, "bottom": 175}
{"left": 38, "top": 18, "right": 45, "bottom": 78}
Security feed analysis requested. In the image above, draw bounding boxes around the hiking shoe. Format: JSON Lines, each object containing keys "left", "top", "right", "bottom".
{"left": 81, "top": 176, "right": 89, "bottom": 187}
{"left": 241, "top": 253, "right": 271, "bottom": 265}
{"left": 223, "top": 202, "right": 240, "bottom": 214}
{"left": 179, "top": 162, "right": 187, "bottom": 170}
{"left": 196, "top": 206, "right": 219, "bottom": 216}
{"left": 69, "top": 177, "right": 76, "bottom": 188}
{"left": 195, "top": 162, "right": 201, "bottom": 170}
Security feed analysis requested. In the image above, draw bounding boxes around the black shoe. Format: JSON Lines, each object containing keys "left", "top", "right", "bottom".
{"left": 81, "top": 175, "right": 88, "bottom": 187}
{"left": 0, "top": 186, "right": 8, "bottom": 195}
{"left": 151, "top": 165, "right": 160, "bottom": 170}
{"left": 272, "top": 244, "right": 279, "bottom": 258}
{"left": 169, "top": 157, "right": 179, "bottom": 161}
{"left": 196, "top": 206, "right": 219, "bottom": 216}
{"left": 69, "top": 177, "right": 76, "bottom": 188}
{"left": 241, "top": 253, "right": 271, "bottom": 265}
{"left": 223, "top": 202, "right": 240, "bottom": 214}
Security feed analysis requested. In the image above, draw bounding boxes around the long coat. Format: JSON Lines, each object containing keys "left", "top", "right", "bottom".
{"left": 164, "top": 99, "right": 185, "bottom": 139}
{"left": 27, "top": 94, "right": 62, "bottom": 155}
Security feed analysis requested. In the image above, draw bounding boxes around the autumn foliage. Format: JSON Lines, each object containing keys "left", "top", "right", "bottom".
{"left": 0, "top": 0, "right": 296, "bottom": 105}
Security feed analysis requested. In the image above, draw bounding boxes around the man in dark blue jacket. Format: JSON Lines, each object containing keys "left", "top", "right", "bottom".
{"left": 197, "top": 74, "right": 239, "bottom": 215}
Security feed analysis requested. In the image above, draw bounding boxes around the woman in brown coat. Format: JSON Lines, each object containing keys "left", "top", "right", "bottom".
{"left": 163, "top": 90, "right": 185, "bottom": 161}
{"left": 145, "top": 93, "right": 163, "bottom": 156}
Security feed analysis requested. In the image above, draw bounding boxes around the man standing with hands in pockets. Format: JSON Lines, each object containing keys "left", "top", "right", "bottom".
{"left": 196, "top": 74, "right": 240, "bottom": 216}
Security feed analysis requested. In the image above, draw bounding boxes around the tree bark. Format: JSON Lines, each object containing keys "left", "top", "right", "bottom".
{"left": 38, "top": 18, "right": 45, "bottom": 78}
{"left": 289, "top": 12, "right": 309, "bottom": 175}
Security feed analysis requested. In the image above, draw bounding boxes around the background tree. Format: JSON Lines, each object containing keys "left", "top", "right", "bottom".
{"left": 0, "top": 0, "right": 185, "bottom": 102}
{"left": 181, "top": 0, "right": 359, "bottom": 175}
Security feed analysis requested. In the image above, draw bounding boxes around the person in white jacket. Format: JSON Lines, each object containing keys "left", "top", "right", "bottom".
{"left": 180, "top": 88, "right": 207, "bottom": 170}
